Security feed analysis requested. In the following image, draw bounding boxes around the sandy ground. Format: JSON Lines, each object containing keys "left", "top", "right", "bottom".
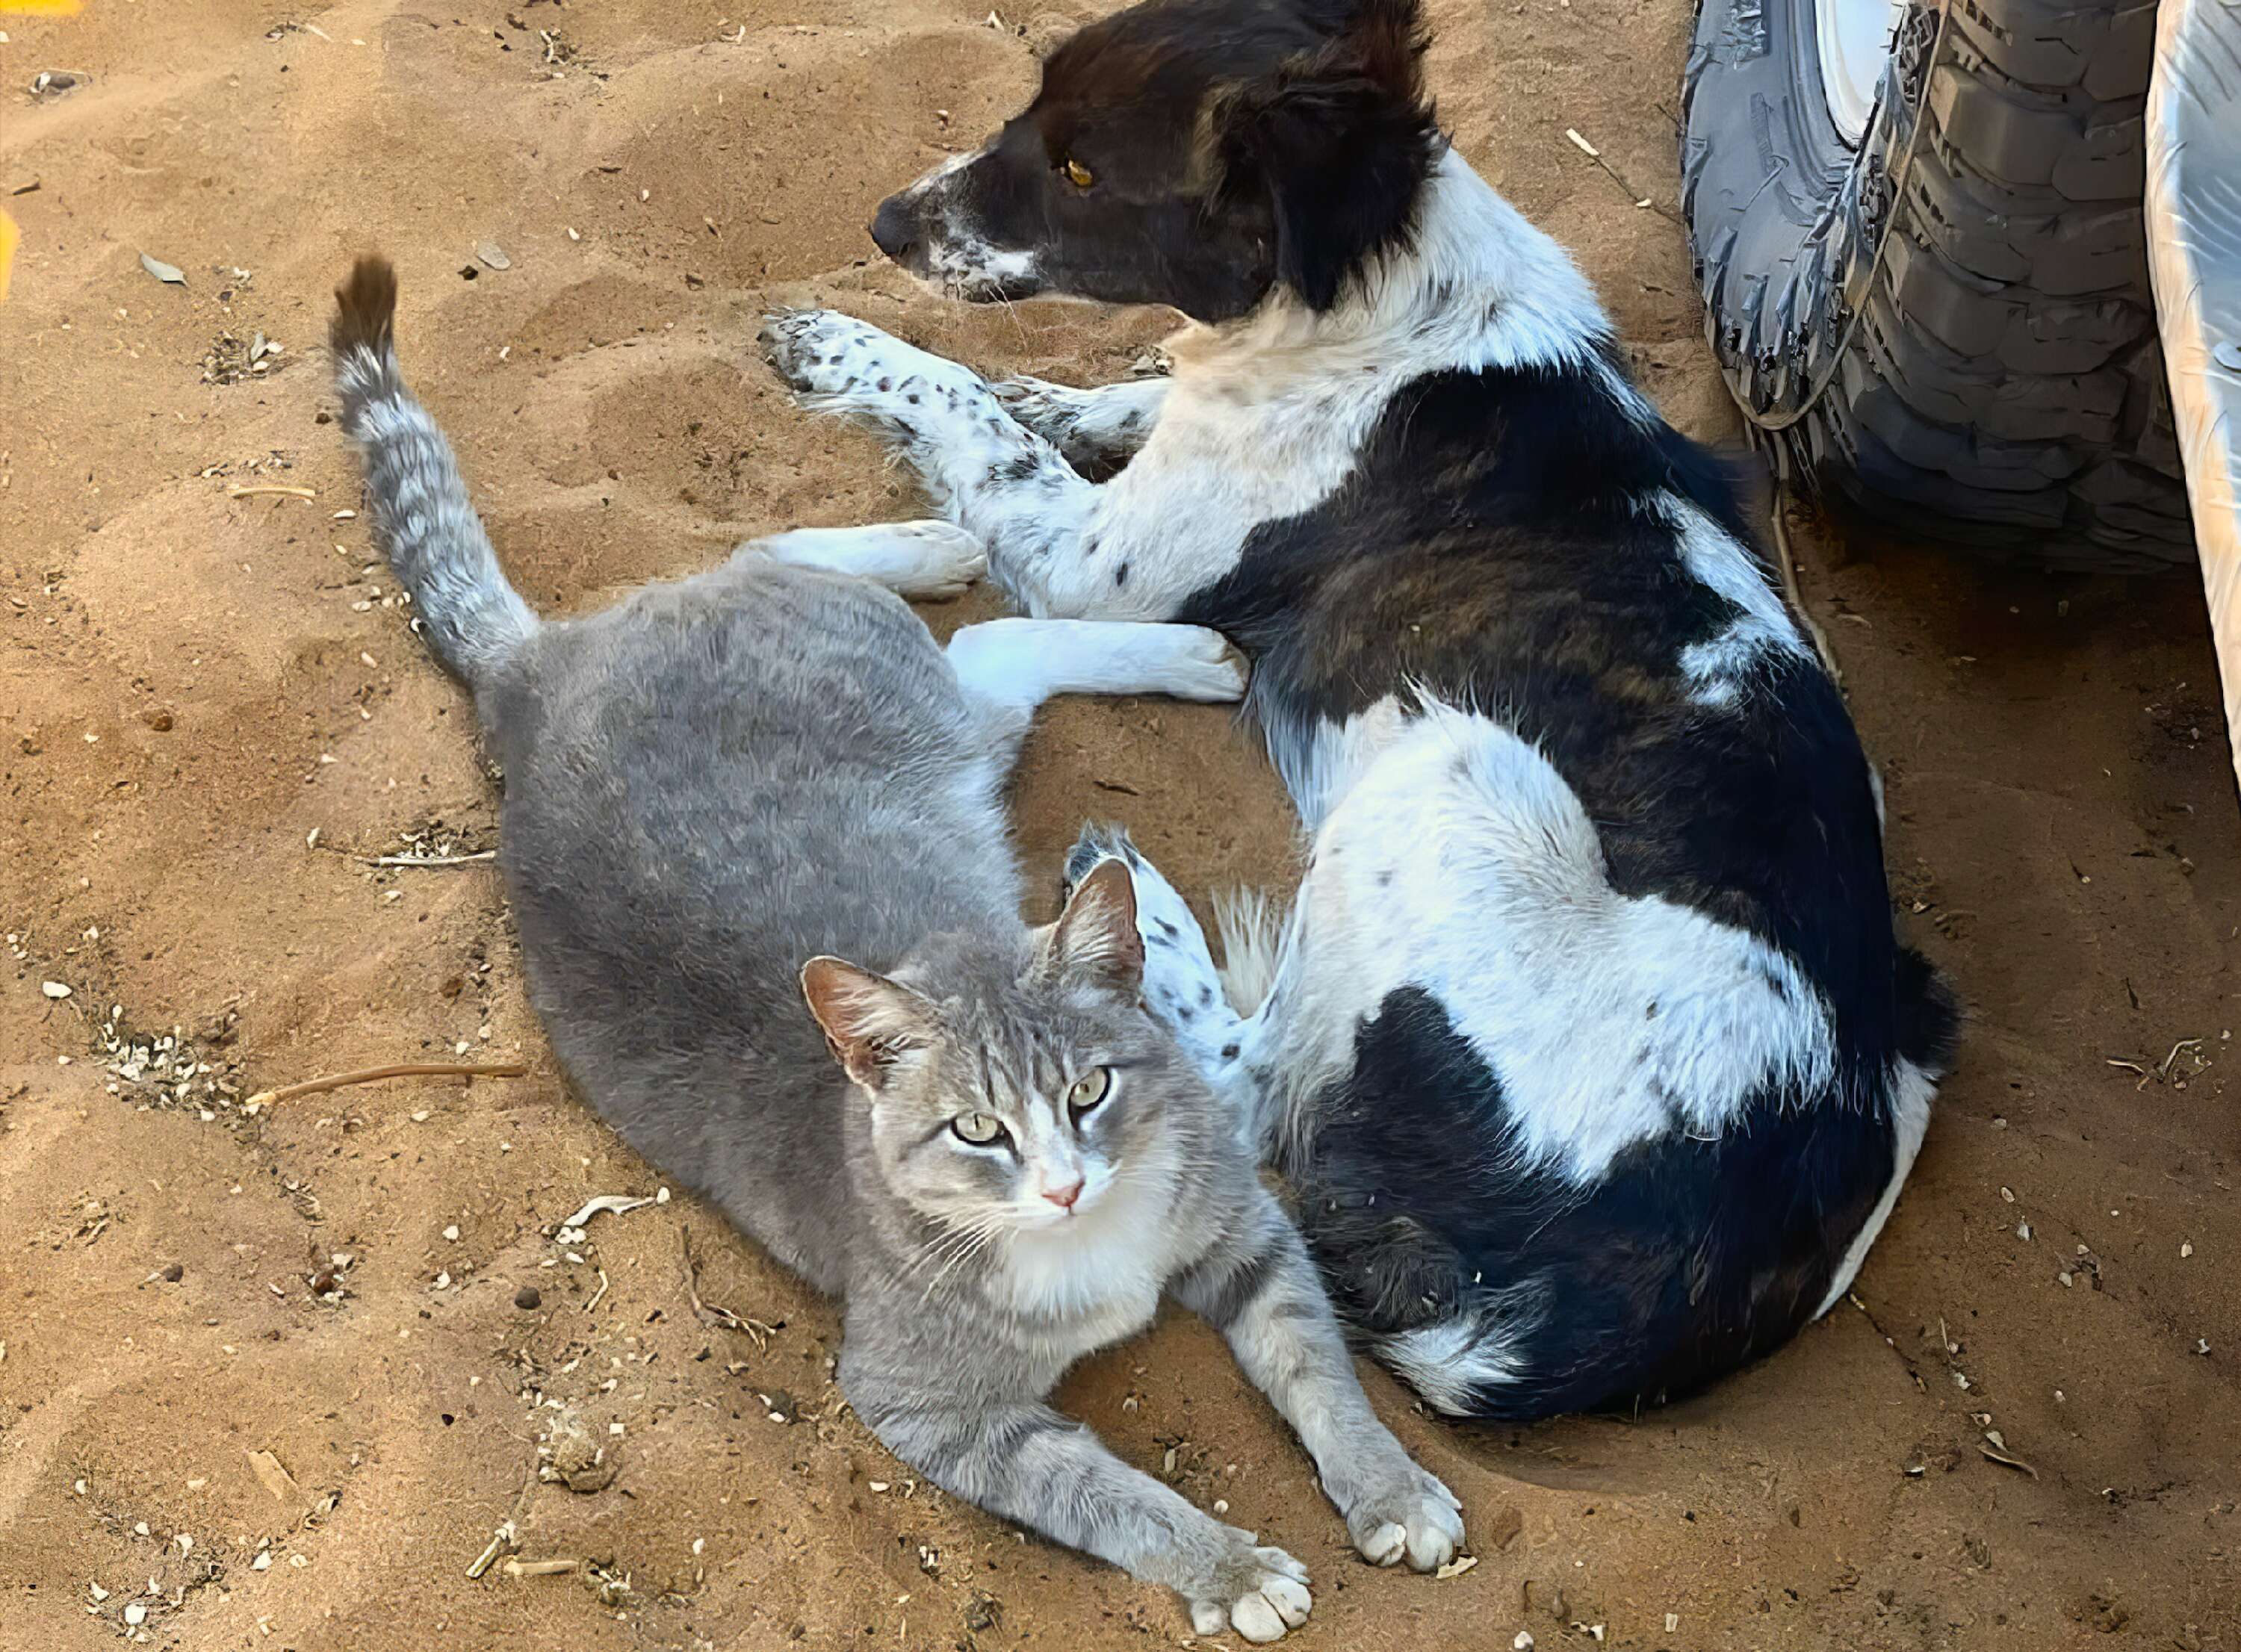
{"left": 2, "top": 3, "right": 2237, "bottom": 1650}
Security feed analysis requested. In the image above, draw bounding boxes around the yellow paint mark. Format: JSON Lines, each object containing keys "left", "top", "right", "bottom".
{"left": 1, "top": 1, "right": 85, "bottom": 300}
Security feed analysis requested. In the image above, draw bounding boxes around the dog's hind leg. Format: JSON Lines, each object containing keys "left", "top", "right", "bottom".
{"left": 1061, "top": 827, "right": 1276, "bottom": 1144}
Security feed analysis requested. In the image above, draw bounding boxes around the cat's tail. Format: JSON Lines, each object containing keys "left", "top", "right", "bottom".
{"left": 329, "top": 256, "right": 537, "bottom": 686}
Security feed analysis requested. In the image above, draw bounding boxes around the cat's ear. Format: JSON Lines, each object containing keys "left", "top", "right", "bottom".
{"left": 800, "top": 957, "right": 940, "bottom": 1090}
{"left": 1041, "top": 859, "right": 1144, "bottom": 996}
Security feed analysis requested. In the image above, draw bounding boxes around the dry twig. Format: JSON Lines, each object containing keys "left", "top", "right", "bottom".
{"left": 246, "top": 1061, "right": 526, "bottom": 1108}
{"left": 362, "top": 850, "right": 497, "bottom": 868}
{"left": 681, "top": 1226, "right": 775, "bottom": 1350}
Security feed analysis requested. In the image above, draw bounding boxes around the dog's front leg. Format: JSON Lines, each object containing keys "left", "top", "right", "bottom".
{"left": 991, "top": 375, "right": 1170, "bottom": 478}
{"left": 762, "top": 309, "right": 1109, "bottom": 618}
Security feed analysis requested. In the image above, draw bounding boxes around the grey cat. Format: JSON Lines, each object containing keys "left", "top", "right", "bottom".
{"left": 328, "top": 257, "right": 1464, "bottom": 1644}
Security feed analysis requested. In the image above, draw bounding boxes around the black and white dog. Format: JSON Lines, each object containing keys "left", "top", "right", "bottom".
{"left": 762, "top": 0, "right": 1959, "bottom": 1420}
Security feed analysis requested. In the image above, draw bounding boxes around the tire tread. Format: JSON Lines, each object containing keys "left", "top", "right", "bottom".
{"left": 1683, "top": 0, "right": 2193, "bottom": 571}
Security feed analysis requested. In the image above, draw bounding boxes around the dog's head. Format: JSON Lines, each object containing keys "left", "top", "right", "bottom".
{"left": 870, "top": 0, "right": 1438, "bottom": 320}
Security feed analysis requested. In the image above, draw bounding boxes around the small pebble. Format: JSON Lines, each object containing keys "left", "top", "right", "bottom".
{"left": 514, "top": 1285, "right": 542, "bottom": 1311}
{"left": 123, "top": 1603, "right": 146, "bottom": 1627}
{"left": 161, "top": 1262, "right": 183, "bottom": 1282}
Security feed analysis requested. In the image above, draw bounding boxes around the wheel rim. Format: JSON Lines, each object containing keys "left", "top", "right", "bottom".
{"left": 1816, "top": 0, "right": 1905, "bottom": 144}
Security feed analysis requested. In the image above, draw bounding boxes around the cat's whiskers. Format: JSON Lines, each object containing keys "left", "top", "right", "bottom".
{"left": 915, "top": 1205, "right": 1015, "bottom": 1302}
{"left": 921, "top": 1228, "right": 999, "bottom": 1302}
{"left": 1100, "top": 1149, "right": 1183, "bottom": 1211}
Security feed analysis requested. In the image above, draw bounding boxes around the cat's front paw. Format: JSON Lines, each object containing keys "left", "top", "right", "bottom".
{"left": 1341, "top": 1459, "right": 1465, "bottom": 1572}
{"left": 1185, "top": 1533, "right": 1312, "bottom": 1644}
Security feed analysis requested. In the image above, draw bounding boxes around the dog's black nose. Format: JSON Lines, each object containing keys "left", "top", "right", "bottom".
{"left": 869, "top": 197, "right": 917, "bottom": 263}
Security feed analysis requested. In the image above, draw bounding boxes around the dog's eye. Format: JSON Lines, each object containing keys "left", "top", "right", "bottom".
{"left": 1061, "top": 158, "right": 1094, "bottom": 189}
{"left": 1066, "top": 1067, "right": 1111, "bottom": 1118}
{"left": 952, "top": 1111, "right": 1009, "bottom": 1147}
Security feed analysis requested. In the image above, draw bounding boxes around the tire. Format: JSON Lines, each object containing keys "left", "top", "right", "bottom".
{"left": 1681, "top": 0, "right": 2195, "bottom": 572}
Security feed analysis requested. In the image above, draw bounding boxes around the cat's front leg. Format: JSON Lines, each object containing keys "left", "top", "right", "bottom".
{"left": 1175, "top": 1193, "right": 1467, "bottom": 1574}
{"left": 845, "top": 1376, "right": 1312, "bottom": 1642}
{"left": 758, "top": 311, "right": 1096, "bottom": 617}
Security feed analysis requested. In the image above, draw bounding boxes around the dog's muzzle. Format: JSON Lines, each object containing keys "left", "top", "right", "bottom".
{"left": 869, "top": 196, "right": 920, "bottom": 265}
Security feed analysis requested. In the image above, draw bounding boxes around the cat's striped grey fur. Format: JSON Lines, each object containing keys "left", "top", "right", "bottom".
{"left": 328, "top": 258, "right": 1460, "bottom": 1643}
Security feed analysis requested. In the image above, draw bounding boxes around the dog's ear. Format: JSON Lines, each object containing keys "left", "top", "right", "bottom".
{"left": 1215, "top": 0, "right": 1437, "bottom": 311}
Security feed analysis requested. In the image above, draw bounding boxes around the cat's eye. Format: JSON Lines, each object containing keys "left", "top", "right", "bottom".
{"left": 952, "top": 1111, "right": 1008, "bottom": 1147}
{"left": 1065, "top": 1067, "right": 1112, "bottom": 1117}
{"left": 1061, "top": 158, "right": 1094, "bottom": 189}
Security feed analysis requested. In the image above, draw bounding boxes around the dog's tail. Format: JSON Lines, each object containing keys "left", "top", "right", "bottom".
{"left": 1211, "top": 886, "right": 1288, "bottom": 1016}
{"left": 329, "top": 257, "right": 536, "bottom": 686}
{"left": 1894, "top": 943, "right": 1962, "bottom": 1078}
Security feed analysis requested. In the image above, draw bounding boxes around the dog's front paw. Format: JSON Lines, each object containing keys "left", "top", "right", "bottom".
{"left": 1184, "top": 1531, "right": 1312, "bottom": 1644}
{"left": 990, "top": 374, "right": 1085, "bottom": 438}
{"left": 759, "top": 309, "right": 890, "bottom": 400}
{"left": 874, "top": 520, "right": 988, "bottom": 599}
{"left": 760, "top": 520, "right": 986, "bottom": 600}
{"left": 1341, "top": 1459, "right": 1465, "bottom": 1573}
{"left": 1159, "top": 625, "right": 1249, "bottom": 704}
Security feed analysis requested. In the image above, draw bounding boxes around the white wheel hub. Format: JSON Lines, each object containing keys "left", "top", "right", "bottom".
{"left": 1817, "top": 0, "right": 1906, "bottom": 143}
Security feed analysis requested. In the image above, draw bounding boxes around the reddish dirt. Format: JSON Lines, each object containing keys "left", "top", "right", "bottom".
{"left": 1, "top": 3, "right": 2234, "bottom": 1650}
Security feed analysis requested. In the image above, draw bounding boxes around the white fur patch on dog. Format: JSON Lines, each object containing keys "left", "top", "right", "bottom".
{"left": 1814, "top": 1058, "right": 1935, "bottom": 1317}
{"left": 1659, "top": 495, "right": 1811, "bottom": 705}
{"left": 1375, "top": 1313, "right": 1526, "bottom": 1418}
{"left": 1255, "top": 700, "right": 1837, "bottom": 1184}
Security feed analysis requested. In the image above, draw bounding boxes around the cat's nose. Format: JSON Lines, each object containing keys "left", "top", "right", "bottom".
{"left": 1041, "top": 1176, "right": 1084, "bottom": 1211}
